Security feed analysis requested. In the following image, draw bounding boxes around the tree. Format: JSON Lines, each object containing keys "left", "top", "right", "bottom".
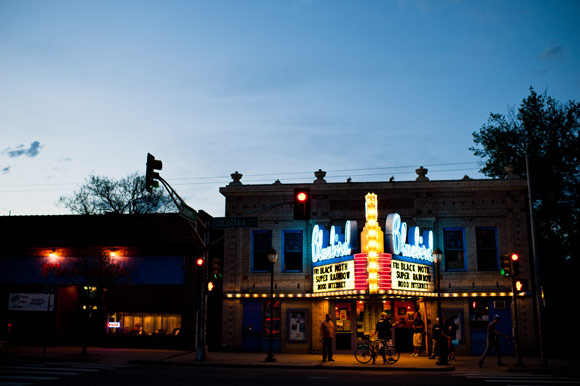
{"left": 471, "top": 87, "right": 580, "bottom": 355}
{"left": 59, "top": 172, "right": 177, "bottom": 214}
{"left": 48, "top": 250, "right": 129, "bottom": 355}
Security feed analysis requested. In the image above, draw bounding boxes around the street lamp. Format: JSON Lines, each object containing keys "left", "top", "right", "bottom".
{"left": 432, "top": 248, "right": 448, "bottom": 366}
{"left": 265, "top": 248, "right": 278, "bottom": 363}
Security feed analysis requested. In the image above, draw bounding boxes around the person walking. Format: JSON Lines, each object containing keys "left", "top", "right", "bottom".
{"left": 429, "top": 317, "right": 442, "bottom": 359}
{"left": 320, "top": 313, "right": 335, "bottom": 361}
{"left": 371, "top": 312, "right": 399, "bottom": 363}
{"left": 442, "top": 316, "right": 458, "bottom": 361}
{"left": 478, "top": 314, "right": 509, "bottom": 367}
{"left": 411, "top": 312, "right": 425, "bottom": 356}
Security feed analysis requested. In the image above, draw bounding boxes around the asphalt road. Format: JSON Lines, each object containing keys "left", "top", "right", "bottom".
{"left": 3, "top": 362, "right": 579, "bottom": 386}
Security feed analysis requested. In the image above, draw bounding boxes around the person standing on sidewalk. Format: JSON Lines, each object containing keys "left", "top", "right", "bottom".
{"left": 320, "top": 313, "right": 335, "bottom": 362}
{"left": 411, "top": 312, "right": 425, "bottom": 356}
{"left": 443, "top": 316, "right": 458, "bottom": 361}
{"left": 429, "top": 317, "right": 442, "bottom": 359}
{"left": 478, "top": 315, "right": 509, "bottom": 367}
{"left": 371, "top": 312, "right": 399, "bottom": 363}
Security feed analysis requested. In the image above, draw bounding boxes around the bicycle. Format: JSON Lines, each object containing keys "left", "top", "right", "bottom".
{"left": 354, "top": 338, "right": 400, "bottom": 364}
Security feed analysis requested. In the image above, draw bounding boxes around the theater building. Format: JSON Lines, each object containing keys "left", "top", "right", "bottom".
{"left": 219, "top": 168, "right": 536, "bottom": 356}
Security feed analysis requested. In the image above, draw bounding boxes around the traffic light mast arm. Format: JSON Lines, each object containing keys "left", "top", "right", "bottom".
{"left": 153, "top": 175, "right": 184, "bottom": 208}
{"left": 156, "top": 175, "right": 207, "bottom": 250}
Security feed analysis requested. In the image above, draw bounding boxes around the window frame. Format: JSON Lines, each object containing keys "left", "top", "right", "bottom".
{"left": 282, "top": 229, "right": 303, "bottom": 273}
{"left": 475, "top": 226, "right": 499, "bottom": 272}
{"left": 443, "top": 227, "right": 467, "bottom": 272}
{"left": 251, "top": 230, "right": 273, "bottom": 273}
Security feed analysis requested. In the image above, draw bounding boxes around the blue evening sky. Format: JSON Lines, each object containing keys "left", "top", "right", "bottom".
{"left": 1, "top": 0, "right": 579, "bottom": 216}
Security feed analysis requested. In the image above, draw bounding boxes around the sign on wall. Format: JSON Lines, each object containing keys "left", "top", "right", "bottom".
{"left": 8, "top": 293, "right": 54, "bottom": 311}
{"left": 313, "top": 260, "right": 356, "bottom": 292}
{"left": 390, "top": 260, "right": 433, "bottom": 291}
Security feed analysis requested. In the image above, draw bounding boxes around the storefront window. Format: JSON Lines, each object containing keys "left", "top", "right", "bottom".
{"left": 476, "top": 227, "right": 498, "bottom": 271}
{"left": 107, "top": 313, "right": 181, "bottom": 336}
{"left": 443, "top": 228, "right": 466, "bottom": 271}
{"left": 283, "top": 230, "right": 303, "bottom": 272}
{"left": 263, "top": 300, "right": 280, "bottom": 338}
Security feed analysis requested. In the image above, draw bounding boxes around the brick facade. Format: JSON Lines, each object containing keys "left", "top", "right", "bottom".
{"left": 219, "top": 170, "right": 535, "bottom": 356}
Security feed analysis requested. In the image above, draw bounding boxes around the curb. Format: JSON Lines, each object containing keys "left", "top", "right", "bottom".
{"left": 127, "top": 359, "right": 455, "bottom": 372}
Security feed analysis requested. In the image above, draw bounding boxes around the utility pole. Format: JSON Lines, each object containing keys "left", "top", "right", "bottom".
{"left": 526, "top": 154, "right": 547, "bottom": 366}
{"left": 145, "top": 153, "right": 208, "bottom": 360}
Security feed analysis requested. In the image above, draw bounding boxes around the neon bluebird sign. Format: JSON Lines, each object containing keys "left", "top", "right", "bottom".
{"left": 385, "top": 213, "right": 433, "bottom": 262}
{"left": 312, "top": 221, "right": 358, "bottom": 264}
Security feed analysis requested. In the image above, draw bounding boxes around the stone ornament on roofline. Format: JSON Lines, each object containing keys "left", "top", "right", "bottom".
{"left": 314, "top": 169, "right": 326, "bottom": 184}
{"left": 504, "top": 165, "right": 520, "bottom": 180}
{"left": 415, "top": 166, "right": 429, "bottom": 181}
{"left": 229, "top": 171, "right": 243, "bottom": 186}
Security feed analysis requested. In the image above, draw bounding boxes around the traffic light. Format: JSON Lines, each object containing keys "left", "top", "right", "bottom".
{"left": 211, "top": 258, "right": 222, "bottom": 279}
{"left": 207, "top": 281, "right": 215, "bottom": 292}
{"left": 145, "top": 153, "right": 162, "bottom": 193}
{"left": 499, "top": 253, "right": 511, "bottom": 277}
{"left": 510, "top": 253, "right": 520, "bottom": 277}
{"left": 196, "top": 257, "right": 205, "bottom": 267}
{"left": 293, "top": 188, "right": 311, "bottom": 220}
{"left": 514, "top": 279, "right": 528, "bottom": 293}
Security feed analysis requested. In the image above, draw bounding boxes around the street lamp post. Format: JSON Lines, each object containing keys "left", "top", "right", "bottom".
{"left": 433, "top": 248, "right": 448, "bottom": 366}
{"left": 265, "top": 248, "right": 278, "bottom": 363}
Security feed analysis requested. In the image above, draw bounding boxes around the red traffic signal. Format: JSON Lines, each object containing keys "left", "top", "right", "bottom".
{"left": 196, "top": 257, "right": 205, "bottom": 266}
{"left": 510, "top": 253, "right": 520, "bottom": 277}
{"left": 293, "top": 188, "right": 311, "bottom": 220}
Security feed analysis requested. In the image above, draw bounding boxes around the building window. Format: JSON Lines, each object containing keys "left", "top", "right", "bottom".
{"left": 476, "top": 227, "right": 498, "bottom": 271}
{"left": 252, "top": 230, "right": 272, "bottom": 272}
{"left": 283, "top": 230, "right": 303, "bottom": 272}
{"left": 443, "top": 228, "right": 466, "bottom": 271}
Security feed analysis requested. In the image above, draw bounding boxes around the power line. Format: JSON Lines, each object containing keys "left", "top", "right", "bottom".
{"left": 0, "top": 161, "right": 484, "bottom": 192}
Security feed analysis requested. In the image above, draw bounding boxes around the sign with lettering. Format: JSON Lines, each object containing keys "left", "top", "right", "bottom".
{"left": 212, "top": 217, "right": 259, "bottom": 228}
{"left": 312, "top": 221, "right": 358, "bottom": 265}
{"left": 391, "top": 260, "right": 433, "bottom": 291}
{"left": 385, "top": 213, "right": 434, "bottom": 263}
{"left": 313, "top": 260, "right": 355, "bottom": 293}
{"left": 8, "top": 293, "right": 54, "bottom": 311}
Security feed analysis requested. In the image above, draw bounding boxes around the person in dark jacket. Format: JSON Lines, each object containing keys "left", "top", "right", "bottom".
{"left": 429, "top": 317, "right": 442, "bottom": 359}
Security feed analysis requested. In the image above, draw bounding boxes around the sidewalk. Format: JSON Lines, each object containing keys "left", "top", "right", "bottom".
{"left": 1, "top": 346, "right": 573, "bottom": 374}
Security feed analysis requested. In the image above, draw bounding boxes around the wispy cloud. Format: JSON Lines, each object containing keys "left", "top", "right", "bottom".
{"left": 539, "top": 45, "right": 564, "bottom": 61}
{"left": 2, "top": 141, "right": 43, "bottom": 158}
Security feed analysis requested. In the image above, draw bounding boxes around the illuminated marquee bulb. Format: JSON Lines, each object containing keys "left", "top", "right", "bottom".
{"left": 361, "top": 193, "right": 384, "bottom": 295}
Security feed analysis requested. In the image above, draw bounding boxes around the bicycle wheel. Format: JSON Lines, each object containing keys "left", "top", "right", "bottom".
{"left": 354, "top": 344, "right": 373, "bottom": 364}
{"left": 385, "top": 345, "right": 400, "bottom": 364}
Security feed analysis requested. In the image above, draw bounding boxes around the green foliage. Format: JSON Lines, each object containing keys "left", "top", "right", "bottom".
{"left": 471, "top": 88, "right": 580, "bottom": 265}
{"left": 58, "top": 172, "right": 177, "bottom": 214}
{"left": 471, "top": 88, "right": 580, "bottom": 354}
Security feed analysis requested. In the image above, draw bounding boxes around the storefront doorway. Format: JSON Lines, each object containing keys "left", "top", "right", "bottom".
{"left": 333, "top": 302, "right": 354, "bottom": 352}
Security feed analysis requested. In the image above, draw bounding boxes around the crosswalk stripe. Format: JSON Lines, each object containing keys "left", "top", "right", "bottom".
{"left": 0, "top": 376, "right": 59, "bottom": 381}
{"left": 2, "top": 366, "right": 99, "bottom": 372}
{"left": 0, "top": 362, "right": 122, "bottom": 385}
